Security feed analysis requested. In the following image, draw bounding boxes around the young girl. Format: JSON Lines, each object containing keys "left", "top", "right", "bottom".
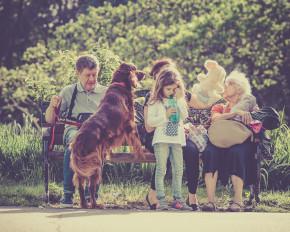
{"left": 147, "top": 67, "right": 190, "bottom": 210}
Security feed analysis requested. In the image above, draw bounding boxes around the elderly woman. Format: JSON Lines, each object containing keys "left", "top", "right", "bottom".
{"left": 202, "top": 71, "right": 257, "bottom": 212}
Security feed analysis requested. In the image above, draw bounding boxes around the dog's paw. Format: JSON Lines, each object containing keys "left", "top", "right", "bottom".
{"left": 80, "top": 202, "right": 88, "bottom": 209}
{"left": 90, "top": 201, "right": 97, "bottom": 209}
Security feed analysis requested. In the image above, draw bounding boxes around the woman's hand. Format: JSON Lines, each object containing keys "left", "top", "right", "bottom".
{"left": 187, "top": 92, "right": 211, "bottom": 109}
{"left": 184, "top": 123, "right": 190, "bottom": 135}
{"left": 236, "top": 110, "right": 253, "bottom": 125}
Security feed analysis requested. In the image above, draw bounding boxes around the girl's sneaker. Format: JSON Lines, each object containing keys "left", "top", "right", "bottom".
{"left": 157, "top": 198, "right": 169, "bottom": 210}
{"left": 172, "top": 199, "right": 192, "bottom": 210}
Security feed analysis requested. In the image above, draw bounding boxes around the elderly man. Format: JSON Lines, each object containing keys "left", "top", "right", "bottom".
{"left": 45, "top": 55, "right": 107, "bottom": 207}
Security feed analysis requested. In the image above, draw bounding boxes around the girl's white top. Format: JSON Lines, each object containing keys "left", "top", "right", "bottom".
{"left": 147, "top": 98, "right": 188, "bottom": 146}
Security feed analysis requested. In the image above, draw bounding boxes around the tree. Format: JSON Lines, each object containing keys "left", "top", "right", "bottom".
{"left": 0, "top": 0, "right": 130, "bottom": 68}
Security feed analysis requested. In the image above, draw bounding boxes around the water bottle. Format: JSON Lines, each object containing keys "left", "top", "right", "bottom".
{"left": 165, "top": 95, "right": 179, "bottom": 136}
{"left": 167, "top": 95, "right": 179, "bottom": 123}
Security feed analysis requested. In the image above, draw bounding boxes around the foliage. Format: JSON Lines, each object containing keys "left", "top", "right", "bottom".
{"left": 0, "top": 44, "right": 120, "bottom": 124}
{"left": 0, "top": 116, "right": 42, "bottom": 182}
{"left": 1, "top": 0, "right": 289, "bottom": 123}
{"left": 1, "top": 117, "right": 289, "bottom": 190}
{"left": 0, "top": 0, "right": 130, "bottom": 68}
{"left": 0, "top": 0, "right": 289, "bottom": 190}
{"left": 260, "top": 123, "right": 290, "bottom": 190}
{"left": 0, "top": 182, "right": 289, "bottom": 212}
{"left": 103, "top": 163, "right": 155, "bottom": 183}
{"left": 49, "top": 0, "right": 290, "bottom": 121}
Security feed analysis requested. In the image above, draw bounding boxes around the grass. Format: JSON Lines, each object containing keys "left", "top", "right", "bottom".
{"left": 0, "top": 182, "right": 289, "bottom": 212}
{"left": 0, "top": 114, "right": 289, "bottom": 212}
{"left": 1, "top": 113, "right": 290, "bottom": 189}
{"left": 0, "top": 118, "right": 42, "bottom": 183}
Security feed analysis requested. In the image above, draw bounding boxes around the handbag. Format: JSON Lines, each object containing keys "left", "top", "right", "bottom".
{"left": 208, "top": 119, "right": 253, "bottom": 148}
{"left": 185, "top": 123, "right": 208, "bottom": 152}
{"left": 251, "top": 107, "right": 280, "bottom": 130}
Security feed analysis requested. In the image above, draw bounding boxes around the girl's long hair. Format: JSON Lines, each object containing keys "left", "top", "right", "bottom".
{"left": 149, "top": 66, "right": 186, "bottom": 104}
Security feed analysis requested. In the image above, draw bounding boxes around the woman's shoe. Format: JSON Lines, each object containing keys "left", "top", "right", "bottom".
{"left": 186, "top": 197, "right": 199, "bottom": 211}
{"left": 145, "top": 194, "right": 157, "bottom": 210}
{"left": 227, "top": 202, "right": 244, "bottom": 212}
{"left": 201, "top": 202, "right": 217, "bottom": 212}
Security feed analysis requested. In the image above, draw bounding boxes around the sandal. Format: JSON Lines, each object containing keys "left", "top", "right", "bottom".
{"left": 228, "top": 202, "right": 244, "bottom": 212}
{"left": 201, "top": 202, "right": 217, "bottom": 212}
{"left": 145, "top": 194, "right": 157, "bottom": 210}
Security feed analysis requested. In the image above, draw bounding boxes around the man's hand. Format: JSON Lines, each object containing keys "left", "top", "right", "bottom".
{"left": 49, "top": 95, "right": 61, "bottom": 109}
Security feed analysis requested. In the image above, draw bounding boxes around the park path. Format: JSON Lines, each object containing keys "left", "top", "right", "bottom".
{"left": 0, "top": 207, "right": 289, "bottom": 232}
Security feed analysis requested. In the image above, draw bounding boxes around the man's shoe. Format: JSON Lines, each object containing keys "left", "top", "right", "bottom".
{"left": 60, "top": 197, "right": 73, "bottom": 208}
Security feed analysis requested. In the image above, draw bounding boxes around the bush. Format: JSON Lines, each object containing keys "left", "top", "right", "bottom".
{"left": 0, "top": 117, "right": 42, "bottom": 182}
{"left": 261, "top": 123, "right": 290, "bottom": 190}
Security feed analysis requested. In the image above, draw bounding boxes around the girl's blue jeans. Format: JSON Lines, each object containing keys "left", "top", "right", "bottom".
{"left": 153, "top": 143, "right": 184, "bottom": 200}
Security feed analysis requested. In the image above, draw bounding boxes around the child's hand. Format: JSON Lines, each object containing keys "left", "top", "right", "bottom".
{"left": 49, "top": 95, "right": 61, "bottom": 109}
{"left": 166, "top": 107, "right": 177, "bottom": 119}
{"left": 174, "top": 87, "right": 183, "bottom": 99}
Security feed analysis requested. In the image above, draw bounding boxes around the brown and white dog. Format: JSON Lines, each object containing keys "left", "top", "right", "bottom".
{"left": 70, "top": 62, "right": 145, "bottom": 208}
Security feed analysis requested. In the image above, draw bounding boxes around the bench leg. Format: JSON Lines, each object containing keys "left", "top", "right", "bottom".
{"left": 43, "top": 139, "right": 49, "bottom": 204}
{"left": 249, "top": 152, "right": 261, "bottom": 205}
{"left": 254, "top": 155, "right": 261, "bottom": 204}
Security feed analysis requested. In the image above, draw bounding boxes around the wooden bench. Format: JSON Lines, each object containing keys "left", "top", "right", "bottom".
{"left": 40, "top": 89, "right": 263, "bottom": 206}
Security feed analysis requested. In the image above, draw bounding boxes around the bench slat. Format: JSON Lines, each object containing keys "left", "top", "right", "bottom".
{"left": 107, "top": 152, "right": 155, "bottom": 163}
{"left": 47, "top": 151, "right": 156, "bottom": 163}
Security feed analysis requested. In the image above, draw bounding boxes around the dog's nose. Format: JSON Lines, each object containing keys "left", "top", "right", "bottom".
{"left": 136, "top": 71, "right": 146, "bottom": 81}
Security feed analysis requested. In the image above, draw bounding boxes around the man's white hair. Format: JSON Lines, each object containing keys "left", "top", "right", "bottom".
{"left": 225, "top": 70, "right": 252, "bottom": 95}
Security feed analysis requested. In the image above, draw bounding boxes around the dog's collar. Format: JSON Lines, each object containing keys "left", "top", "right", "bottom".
{"left": 112, "top": 82, "right": 127, "bottom": 88}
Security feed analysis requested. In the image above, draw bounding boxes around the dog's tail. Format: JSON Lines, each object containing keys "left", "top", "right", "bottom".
{"left": 70, "top": 145, "right": 104, "bottom": 184}
{"left": 69, "top": 119, "right": 106, "bottom": 186}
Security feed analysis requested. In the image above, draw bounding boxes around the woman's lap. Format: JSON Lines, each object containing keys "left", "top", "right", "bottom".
{"left": 183, "top": 139, "right": 200, "bottom": 193}
{"left": 202, "top": 139, "right": 256, "bottom": 185}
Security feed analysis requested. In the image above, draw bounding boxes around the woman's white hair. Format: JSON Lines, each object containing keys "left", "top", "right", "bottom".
{"left": 225, "top": 70, "right": 252, "bottom": 95}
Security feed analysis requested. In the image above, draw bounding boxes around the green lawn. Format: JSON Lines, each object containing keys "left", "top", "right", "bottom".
{"left": 0, "top": 182, "right": 289, "bottom": 212}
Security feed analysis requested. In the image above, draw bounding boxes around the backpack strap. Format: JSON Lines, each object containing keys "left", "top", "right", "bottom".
{"left": 67, "top": 83, "right": 78, "bottom": 120}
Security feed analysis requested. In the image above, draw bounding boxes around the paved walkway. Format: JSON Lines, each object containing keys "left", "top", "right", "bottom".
{"left": 0, "top": 207, "right": 289, "bottom": 232}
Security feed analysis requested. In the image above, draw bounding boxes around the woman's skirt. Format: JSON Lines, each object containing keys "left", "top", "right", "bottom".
{"left": 202, "top": 138, "right": 257, "bottom": 185}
